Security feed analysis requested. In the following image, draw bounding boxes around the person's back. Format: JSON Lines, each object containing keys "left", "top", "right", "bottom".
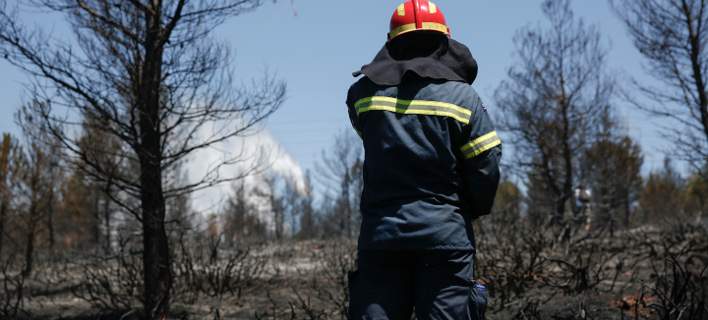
{"left": 346, "top": 1, "right": 501, "bottom": 319}
{"left": 349, "top": 76, "right": 497, "bottom": 250}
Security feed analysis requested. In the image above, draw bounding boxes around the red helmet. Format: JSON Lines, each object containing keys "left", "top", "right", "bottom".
{"left": 389, "top": 0, "right": 451, "bottom": 41}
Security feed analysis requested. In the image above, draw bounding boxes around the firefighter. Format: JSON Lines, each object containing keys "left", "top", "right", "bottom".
{"left": 346, "top": 1, "right": 501, "bottom": 319}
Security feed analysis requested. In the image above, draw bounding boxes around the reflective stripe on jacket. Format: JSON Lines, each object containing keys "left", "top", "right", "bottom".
{"left": 347, "top": 75, "right": 502, "bottom": 250}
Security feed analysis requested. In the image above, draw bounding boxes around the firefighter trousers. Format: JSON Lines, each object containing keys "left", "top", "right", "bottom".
{"left": 348, "top": 250, "right": 487, "bottom": 320}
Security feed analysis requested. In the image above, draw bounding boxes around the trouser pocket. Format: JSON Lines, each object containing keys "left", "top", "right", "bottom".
{"left": 469, "top": 282, "right": 488, "bottom": 320}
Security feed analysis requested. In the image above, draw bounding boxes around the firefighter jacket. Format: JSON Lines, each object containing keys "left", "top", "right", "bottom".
{"left": 347, "top": 73, "right": 502, "bottom": 251}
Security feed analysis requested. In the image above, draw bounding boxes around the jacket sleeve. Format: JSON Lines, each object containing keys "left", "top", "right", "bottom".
{"left": 457, "top": 100, "right": 502, "bottom": 219}
{"left": 346, "top": 86, "right": 363, "bottom": 138}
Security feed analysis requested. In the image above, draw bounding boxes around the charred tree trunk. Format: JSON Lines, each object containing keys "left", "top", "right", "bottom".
{"left": 495, "top": 1, "right": 612, "bottom": 229}
{"left": 684, "top": 0, "right": 708, "bottom": 146}
{"left": 0, "top": 135, "right": 10, "bottom": 257}
{"left": 623, "top": 194, "right": 631, "bottom": 228}
{"left": 0, "top": 1, "right": 285, "bottom": 317}
{"left": 0, "top": 201, "right": 5, "bottom": 258}
{"left": 139, "top": 4, "right": 172, "bottom": 317}
{"left": 103, "top": 191, "right": 111, "bottom": 254}
{"left": 139, "top": 159, "right": 171, "bottom": 319}
{"left": 342, "top": 171, "right": 352, "bottom": 238}
{"left": 92, "top": 186, "right": 101, "bottom": 251}
{"left": 554, "top": 198, "right": 566, "bottom": 226}
{"left": 22, "top": 159, "right": 41, "bottom": 277}
{"left": 22, "top": 216, "right": 36, "bottom": 277}
{"left": 560, "top": 101, "right": 574, "bottom": 226}
{"left": 46, "top": 177, "right": 55, "bottom": 254}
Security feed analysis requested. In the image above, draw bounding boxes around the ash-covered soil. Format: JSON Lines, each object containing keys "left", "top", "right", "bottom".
{"left": 4, "top": 226, "right": 707, "bottom": 320}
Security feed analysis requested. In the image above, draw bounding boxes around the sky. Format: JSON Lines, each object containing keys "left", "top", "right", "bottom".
{"left": 0, "top": 0, "right": 672, "bottom": 189}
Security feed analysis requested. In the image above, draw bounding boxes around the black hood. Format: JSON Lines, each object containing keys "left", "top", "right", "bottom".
{"left": 355, "top": 37, "right": 478, "bottom": 86}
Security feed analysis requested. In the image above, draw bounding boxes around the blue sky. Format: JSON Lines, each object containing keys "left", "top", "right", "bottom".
{"left": 0, "top": 0, "right": 669, "bottom": 177}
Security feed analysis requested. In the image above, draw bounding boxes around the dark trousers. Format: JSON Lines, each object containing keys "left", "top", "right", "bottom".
{"left": 348, "top": 250, "right": 487, "bottom": 320}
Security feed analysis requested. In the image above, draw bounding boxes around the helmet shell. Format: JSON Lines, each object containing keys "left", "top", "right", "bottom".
{"left": 389, "top": 0, "right": 450, "bottom": 41}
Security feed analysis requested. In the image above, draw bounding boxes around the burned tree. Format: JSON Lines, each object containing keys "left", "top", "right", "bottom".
{"left": 612, "top": 0, "right": 708, "bottom": 172}
{"left": 581, "top": 136, "right": 643, "bottom": 231}
{"left": 0, "top": 134, "right": 11, "bottom": 259}
{"left": 222, "top": 180, "right": 266, "bottom": 246}
{"left": 250, "top": 172, "right": 306, "bottom": 241}
{"left": 296, "top": 173, "right": 317, "bottom": 240}
{"left": 17, "top": 144, "right": 46, "bottom": 277}
{"left": 495, "top": 0, "right": 614, "bottom": 226}
{"left": 76, "top": 115, "right": 124, "bottom": 254}
{"left": 315, "top": 131, "right": 363, "bottom": 239}
{"left": 0, "top": 0, "right": 285, "bottom": 318}
{"left": 16, "top": 106, "right": 66, "bottom": 259}
{"left": 7, "top": 108, "right": 65, "bottom": 277}
{"left": 57, "top": 116, "right": 135, "bottom": 254}
{"left": 639, "top": 159, "right": 689, "bottom": 226}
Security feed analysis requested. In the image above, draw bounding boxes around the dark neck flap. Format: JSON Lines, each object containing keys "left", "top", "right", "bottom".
{"left": 357, "top": 38, "right": 478, "bottom": 86}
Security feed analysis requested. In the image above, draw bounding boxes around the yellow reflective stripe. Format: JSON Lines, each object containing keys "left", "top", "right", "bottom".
{"left": 461, "top": 131, "right": 501, "bottom": 159}
{"left": 389, "top": 23, "right": 417, "bottom": 39}
{"left": 421, "top": 22, "right": 449, "bottom": 34}
{"left": 461, "top": 131, "right": 498, "bottom": 152}
{"left": 354, "top": 96, "right": 472, "bottom": 124}
{"left": 355, "top": 97, "right": 471, "bottom": 117}
{"left": 390, "top": 22, "right": 450, "bottom": 39}
{"left": 464, "top": 138, "right": 501, "bottom": 159}
{"left": 397, "top": 4, "right": 406, "bottom": 16}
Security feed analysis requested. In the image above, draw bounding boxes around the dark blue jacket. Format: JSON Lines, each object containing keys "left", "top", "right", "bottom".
{"left": 347, "top": 75, "right": 502, "bottom": 250}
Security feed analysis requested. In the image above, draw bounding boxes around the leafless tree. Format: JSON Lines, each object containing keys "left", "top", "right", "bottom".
{"left": 61, "top": 156, "right": 116, "bottom": 252}
{"left": 76, "top": 115, "right": 124, "bottom": 254}
{"left": 296, "top": 173, "right": 317, "bottom": 240}
{"left": 255, "top": 174, "right": 287, "bottom": 241}
{"left": 10, "top": 113, "right": 62, "bottom": 277}
{"left": 0, "top": 132, "right": 57, "bottom": 277}
{"left": 524, "top": 167, "right": 557, "bottom": 227}
{"left": 254, "top": 172, "right": 303, "bottom": 241}
{"left": 495, "top": 0, "right": 614, "bottom": 226}
{"left": 18, "top": 145, "right": 44, "bottom": 278}
{"left": 281, "top": 175, "right": 304, "bottom": 238}
{"left": 639, "top": 159, "right": 691, "bottom": 227}
{"left": 0, "top": 0, "right": 285, "bottom": 318}
{"left": 223, "top": 180, "right": 267, "bottom": 247}
{"left": 611, "top": 0, "right": 708, "bottom": 172}
{"left": 165, "top": 169, "right": 197, "bottom": 247}
{"left": 16, "top": 106, "right": 66, "bottom": 259}
{"left": 315, "top": 131, "right": 363, "bottom": 239}
{"left": 581, "top": 136, "right": 644, "bottom": 231}
{"left": 0, "top": 134, "right": 12, "bottom": 259}
{"left": 685, "top": 170, "right": 708, "bottom": 223}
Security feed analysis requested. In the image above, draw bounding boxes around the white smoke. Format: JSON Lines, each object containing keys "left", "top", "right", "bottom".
{"left": 186, "top": 124, "right": 306, "bottom": 216}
